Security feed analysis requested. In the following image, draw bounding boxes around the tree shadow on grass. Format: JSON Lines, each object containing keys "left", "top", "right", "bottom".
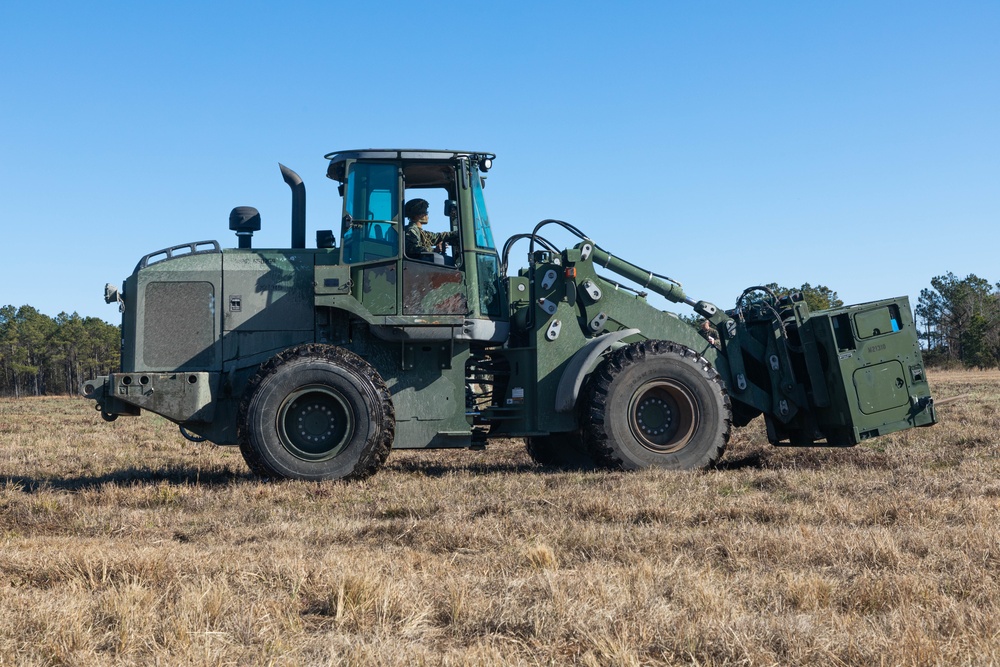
{"left": 716, "top": 445, "right": 894, "bottom": 472}
{"left": 2, "top": 464, "right": 251, "bottom": 492}
{"left": 385, "top": 457, "right": 543, "bottom": 478}
{"left": 4, "top": 459, "right": 576, "bottom": 489}
{"left": 715, "top": 451, "right": 768, "bottom": 471}
{"left": 6, "top": 447, "right": 851, "bottom": 489}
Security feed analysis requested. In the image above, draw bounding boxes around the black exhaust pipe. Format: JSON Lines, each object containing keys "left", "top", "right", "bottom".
{"left": 279, "top": 163, "right": 306, "bottom": 249}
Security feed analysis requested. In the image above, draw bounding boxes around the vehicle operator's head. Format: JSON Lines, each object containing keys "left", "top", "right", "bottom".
{"left": 405, "top": 199, "right": 429, "bottom": 225}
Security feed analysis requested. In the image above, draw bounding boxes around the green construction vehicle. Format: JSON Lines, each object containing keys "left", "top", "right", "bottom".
{"left": 82, "top": 149, "right": 937, "bottom": 480}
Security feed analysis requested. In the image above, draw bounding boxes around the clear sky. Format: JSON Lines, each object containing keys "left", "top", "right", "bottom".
{"left": 2, "top": 2, "right": 997, "bottom": 323}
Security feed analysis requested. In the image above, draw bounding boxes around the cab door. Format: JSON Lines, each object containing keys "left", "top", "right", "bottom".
{"left": 341, "top": 161, "right": 401, "bottom": 316}
{"left": 401, "top": 162, "right": 469, "bottom": 316}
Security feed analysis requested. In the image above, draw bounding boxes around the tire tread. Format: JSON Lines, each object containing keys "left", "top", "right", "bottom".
{"left": 584, "top": 339, "right": 731, "bottom": 470}
{"left": 237, "top": 344, "right": 394, "bottom": 480}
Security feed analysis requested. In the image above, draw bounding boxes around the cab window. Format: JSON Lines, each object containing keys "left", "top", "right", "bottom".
{"left": 472, "top": 174, "right": 495, "bottom": 250}
{"left": 342, "top": 162, "right": 400, "bottom": 263}
{"left": 402, "top": 162, "right": 462, "bottom": 266}
{"left": 477, "top": 254, "right": 502, "bottom": 317}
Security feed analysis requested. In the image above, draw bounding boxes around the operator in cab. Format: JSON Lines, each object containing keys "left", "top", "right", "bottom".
{"left": 404, "top": 198, "right": 458, "bottom": 260}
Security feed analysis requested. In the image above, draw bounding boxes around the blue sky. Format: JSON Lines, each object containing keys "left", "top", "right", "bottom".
{"left": 2, "top": 2, "right": 997, "bottom": 322}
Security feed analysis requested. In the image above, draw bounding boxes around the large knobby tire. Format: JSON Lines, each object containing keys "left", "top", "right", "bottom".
{"left": 238, "top": 344, "right": 394, "bottom": 481}
{"left": 584, "top": 340, "right": 730, "bottom": 471}
{"left": 525, "top": 431, "right": 594, "bottom": 469}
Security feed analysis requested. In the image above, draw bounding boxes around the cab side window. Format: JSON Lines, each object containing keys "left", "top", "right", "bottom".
{"left": 342, "top": 162, "right": 400, "bottom": 263}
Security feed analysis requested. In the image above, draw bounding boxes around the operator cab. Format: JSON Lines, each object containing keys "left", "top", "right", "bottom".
{"left": 324, "top": 149, "right": 507, "bottom": 341}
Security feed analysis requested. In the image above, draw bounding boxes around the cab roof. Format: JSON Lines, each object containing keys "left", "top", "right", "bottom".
{"left": 324, "top": 148, "right": 493, "bottom": 163}
{"left": 324, "top": 149, "right": 495, "bottom": 183}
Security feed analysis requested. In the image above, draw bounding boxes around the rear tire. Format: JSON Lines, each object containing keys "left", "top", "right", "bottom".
{"left": 238, "top": 344, "right": 394, "bottom": 481}
{"left": 584, "top": 340, "right": 730, "bottom": 470}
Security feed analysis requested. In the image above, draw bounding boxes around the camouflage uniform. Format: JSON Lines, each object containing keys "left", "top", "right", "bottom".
{"left": 698, "top": 321, "right": 719, "bottom": 348}
{"left": 405, "top": 224, "right": 457, "bottom": 258}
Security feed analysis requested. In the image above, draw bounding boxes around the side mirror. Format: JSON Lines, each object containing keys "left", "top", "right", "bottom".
{"left": 316, "top": 230, "right": 336, "bottom": 249}
{"left": 443, "top": 200, "right": 458, "bottom": 217}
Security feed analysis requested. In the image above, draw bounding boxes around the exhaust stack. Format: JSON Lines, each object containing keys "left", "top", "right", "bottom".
{"left": 279, "top": 163, "right": 306, "bottom": 249}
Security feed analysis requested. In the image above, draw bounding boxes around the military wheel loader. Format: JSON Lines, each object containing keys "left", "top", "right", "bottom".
{"left": 82, "top": 149, "right": 937, "bottom": 480}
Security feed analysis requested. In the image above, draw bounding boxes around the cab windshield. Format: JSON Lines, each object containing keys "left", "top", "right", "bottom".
{"left": 472, "top": 173, "right": 495, "bottom": 250}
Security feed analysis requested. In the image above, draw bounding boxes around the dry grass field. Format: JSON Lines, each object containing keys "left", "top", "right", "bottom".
{"left": 1, "top": 370, "right": 998, "bottom": 666}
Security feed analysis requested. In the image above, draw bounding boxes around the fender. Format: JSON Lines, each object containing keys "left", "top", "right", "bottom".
{"left": 554, "top": 328, "right": 641, "bottom": 413}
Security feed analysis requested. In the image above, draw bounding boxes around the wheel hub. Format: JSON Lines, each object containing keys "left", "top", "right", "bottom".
{"left": 635, "top": 395, "right": 672, "bottom": 438}
{"left": 628, "top": 380, "right": 697, "bottom": 453}
{"left": 277, "top": 385, "right": 353, "bottom": 461}
{"left": 296, "top": 402, "right": 335, "bottom": 442}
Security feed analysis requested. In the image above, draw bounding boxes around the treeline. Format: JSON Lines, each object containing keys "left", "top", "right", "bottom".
{"left": 917, "top": 273, "right": 1000, "bottom": 369}
{"left": 764, "top": 282, "right": 843, "bottom": 311}
{"left": 0, "top": 306, "right": 120, "bottom": 397}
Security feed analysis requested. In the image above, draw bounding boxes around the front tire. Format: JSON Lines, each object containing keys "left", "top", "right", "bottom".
{"left": 238, "top": 344, "right": 394, "bottom": 481}
{"left": 584, "top": 340, "right": 730, "bottom": 470}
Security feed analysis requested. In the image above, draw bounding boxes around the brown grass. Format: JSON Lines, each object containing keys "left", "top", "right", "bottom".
{"left": 1, "top": 369, "right": 998, "bottom": 665}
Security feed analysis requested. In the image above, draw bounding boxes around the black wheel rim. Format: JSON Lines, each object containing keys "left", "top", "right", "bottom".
{"left": 628, "top": 379, "right": 698, "bottom": 453}
{"left": 276, "top": 384, "right": 353, "bottom": 461}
